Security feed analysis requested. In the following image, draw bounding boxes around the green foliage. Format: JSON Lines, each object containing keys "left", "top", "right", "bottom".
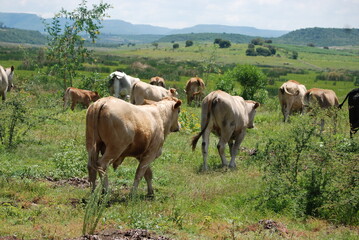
{"left": 185, "top": 40, "right": 193, "bottom": 47}
{"left": 215, "top": 39, "right": 231, "bottom": 48}
{"left": 173, "top": 43, "right": 179, "bottom": 49}
{"left": 50, "top": 140, "right": 87, "bottom": 179}
{"left": 215, "top": 72, "right": 235, "bottom": 94}
{"left": 0, "top": 94, "right": 28, "bottom": 149}
{"left": 44, "top": 0, "right": 111, "bottom": 89}
{"left": 256, "top": 116, "right": 359, "bottom": 224}
{"left": 227, "top": 64, "right": 266, "bottom": 100}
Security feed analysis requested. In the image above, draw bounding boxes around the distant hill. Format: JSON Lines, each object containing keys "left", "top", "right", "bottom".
{"left": 0, "top": 12, "right": 287, "bottom": 37}
{"left": 0, "top": 28, "right": 46, "bottom": 44}
{"left": 168, "top": 24, "right": 288, "bottom": 38}
{"left": 1, "top": 13, "right": 358, "bottom": 47}
{"left": 157, "top": 33, "right": 254, "bottom": 44}
{"left": 275, "top": 28, "right": 359, "bottom": 47}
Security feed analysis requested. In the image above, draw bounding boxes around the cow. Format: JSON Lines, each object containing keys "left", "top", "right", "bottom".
{"left": 338, "top": 88, "right": 359, "bottom": 138}
{"left": 149, "top": 76, "right": 166, "bottom": 88}
{"left": 130, "top": 81, "right": 178, "bottom": 105}
{"left": 108, "top": 71, "right": 140, "bottom": 100}
{"left": 86, "top": 96, "right": 182, "bottom": 196}
{"left": 191, "top": 90, "right": 260, "bottom": 171}
{"left": 0, "top": 65, "right": 15, "bottom": 101}
{"left": 303, "top": 88, "right": 339, "bottom": 133}
{"left": 278, "top": 80, "right": 307, "bottom": 122}
{"left": 63, "top": 87, "right": 100, "bottom": 111}
{"left": 185, "top": 77, "right": 205, "bottom": 106}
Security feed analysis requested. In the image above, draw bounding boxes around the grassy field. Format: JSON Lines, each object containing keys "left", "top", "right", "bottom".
{"left": 0, "top": 43, "right": 358, "bottom": 239}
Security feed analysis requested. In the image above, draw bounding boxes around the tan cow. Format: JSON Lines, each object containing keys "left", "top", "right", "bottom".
{"left": 191, "top": 90, "right": 260, "bottom": 171}
{"left": 86, "top": 96, "right": 182, "bottom": 196}
{"left": 63, "top": 87, "right": 100, "bottom": 111}
{"left": 130, "top": 81, "right": 178, "bottom": 105}
{"left": 304, "top": 88, "right": 339, "bottom": 132}
{"left": 185, "top": 77, "right": 205, "bottom": 106}
{"left": 149, "top": 76, "right": 166, "bottom": 88}
{"left": 278, "top": 80, "right": 307, "bottom": 122}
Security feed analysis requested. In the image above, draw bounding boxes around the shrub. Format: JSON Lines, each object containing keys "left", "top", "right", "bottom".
{"left": 255, "top": 116, "right": 359, "bottom": 224}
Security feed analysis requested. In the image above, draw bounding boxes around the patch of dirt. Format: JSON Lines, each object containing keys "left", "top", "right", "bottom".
{"left": 46, "top": 177, "right": 91, "bottom": 188}
{"left": 69, "top": 229, "right": 174, "bottom": 240}
{"left": 240, "top": 219, "right": 290, "bottom": 238}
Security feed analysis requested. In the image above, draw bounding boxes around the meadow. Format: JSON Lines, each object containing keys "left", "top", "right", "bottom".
{"left": 0, "top": 42, "right": 358, "bottom": 239}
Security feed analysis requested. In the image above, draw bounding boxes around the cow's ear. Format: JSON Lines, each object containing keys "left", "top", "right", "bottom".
{"left": 170, "top": 88, "right": 177, "bottom": 94}
{"left": 174, "top": 99, "right": 182, "bottom": 109}
{"left": 11, "top": 66, "right": 14, "bottom": 72}
{"left": 253, "top": 102, "right": 260, "bottom": 109}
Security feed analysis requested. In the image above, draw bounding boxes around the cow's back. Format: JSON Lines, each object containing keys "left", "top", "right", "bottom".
{"left": 131, "top": 81, "right": 175, "bottom": 105}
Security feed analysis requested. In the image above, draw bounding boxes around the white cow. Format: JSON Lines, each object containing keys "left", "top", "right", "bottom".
{"left": 108, "top": 71, "right": 140, "bottom": 100}
{"left": 0, "top": 65, "right": 14, "bottom": 101}
{"left": 192, "top": 90, "right": 260, "bottom": 170}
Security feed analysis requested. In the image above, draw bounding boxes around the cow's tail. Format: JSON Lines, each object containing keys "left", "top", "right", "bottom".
{"left": 191, "top": 94, "right": 218, "bottom": 151}
{"left": 280, "top": 85, "right": 299, "bottom": 96}
{"left": 86, "top": 99, "right": 106, "bottom": 184}
{"left": 338, "top": 92, "right": 350, "bottom": 109}
{"left": 130, "top": 81, "right": 139, "bottom": 104}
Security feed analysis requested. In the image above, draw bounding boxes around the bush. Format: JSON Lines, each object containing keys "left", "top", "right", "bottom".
{"left": 255, "top": 117, "right": 359, "bottom": 224}
{"left": 228, "top": 64, "right": 266, "bottom": 101}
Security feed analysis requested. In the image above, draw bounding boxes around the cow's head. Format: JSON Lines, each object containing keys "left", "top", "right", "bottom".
{"left": 6, "top": 66, "right": 15, "bottom": 92}
{"left": 92, "top": 92, "right": 100, "bottom": 102}
{"left": 245, "top": 100, "right": 260, "bottom": 129}
{"left": 169, "top": 88, "right": 178, "bottom": 98}
{"left": 163, "top": 97, "right": 182, "bottom": 132}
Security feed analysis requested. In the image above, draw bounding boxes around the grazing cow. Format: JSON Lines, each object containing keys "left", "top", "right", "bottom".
{"left": 149, "top": 76, "right": 166, "bottom": 88}
{"left": 108, "top": 71, "right": 140, "bottom": 100}
{"left": 0, "top": 65, "right": 14, "bottom": 101}
{"left": 130, "top": 81, "right": 178, "bottom": 105}
{"left": 86, "top": 96, "right": 182, "bottom": 196}
{"left": 304, "top": 88, "right": 339, "bottom": 133}
{"left": 191, "top": 90, "right": 260, "bottom": 171}
{"left": 278, "top": 80, "right": 307, "bottom": 122}
{"left": 338, "top": 88, "right": 359, "bottom": 138}
{"left": 185, "top": 77, "right": 205, "bottom": 106}
{"left": 63, "top": 87, "right": 100, "bottom": 111}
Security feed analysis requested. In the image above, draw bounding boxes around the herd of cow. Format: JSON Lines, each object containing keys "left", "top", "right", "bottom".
{"left": 1, "top": 66, "right": 358, "bottom": 196}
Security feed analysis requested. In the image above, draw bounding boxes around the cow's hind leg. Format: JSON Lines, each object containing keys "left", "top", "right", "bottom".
{"left": 229, "top": 129, "right": 246, "bottom": 168}
{"left": 132, "top": 156, "right": 154, "bottom": 196}
{"left": 144, "top": 167, "right": 154, "bottom": 197}
{"left": 201, "top": 127, "right": 211, "bottom": 171}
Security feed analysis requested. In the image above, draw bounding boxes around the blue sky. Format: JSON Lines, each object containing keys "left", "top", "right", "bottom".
{"left": 2, "top": 0, "right": 359, "bottom": 30}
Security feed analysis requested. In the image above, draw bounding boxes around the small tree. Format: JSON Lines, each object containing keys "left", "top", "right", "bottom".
{"left": 219, "top": 39, "right": 231, "bottom": 48}
{"left": 229, "top": 64, "right": 266, "bottom": 100}
{"left": 185, "top": 40, "right": 193, "bottom": 47}
{"left": 44, "top": 0, "right": 111, "bottom": 89}
{"left": 173, "top": 43, "right": 179, "bottom": 49}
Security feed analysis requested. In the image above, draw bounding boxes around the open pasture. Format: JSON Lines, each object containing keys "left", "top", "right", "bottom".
{"left": 0, "top": 43, "right": 358, "bottom": 239}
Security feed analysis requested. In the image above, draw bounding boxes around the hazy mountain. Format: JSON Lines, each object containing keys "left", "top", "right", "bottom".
{"left": 168, "top": 24, "right": 288, "bottom": 37}
{"left": 0, "top": 12, "right": 287, "bottom": 37}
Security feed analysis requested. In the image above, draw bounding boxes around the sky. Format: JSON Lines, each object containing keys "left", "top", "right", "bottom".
{"left": 2, "top": 0, "right": 359, "bottom": 31}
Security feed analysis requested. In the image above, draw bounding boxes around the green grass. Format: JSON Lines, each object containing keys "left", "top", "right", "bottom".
{"left": 0, "top": 43, "right": 358, "bottom": 239}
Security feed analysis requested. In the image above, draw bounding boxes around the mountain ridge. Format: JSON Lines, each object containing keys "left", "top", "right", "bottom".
{"left": 0, "top": 12, "right": 288, "bottom": 37}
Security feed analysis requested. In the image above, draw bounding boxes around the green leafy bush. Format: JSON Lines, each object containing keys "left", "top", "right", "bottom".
{"left": 50, "top": 140, "right": 87, "bottom": 179}
{"left": 255, "top": 116, "right": 358, "bottom": 224}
